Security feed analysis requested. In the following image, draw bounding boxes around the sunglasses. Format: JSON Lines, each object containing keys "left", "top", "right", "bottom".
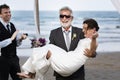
{"left": 59, "top": 15, "right": 71, "bottom": 18}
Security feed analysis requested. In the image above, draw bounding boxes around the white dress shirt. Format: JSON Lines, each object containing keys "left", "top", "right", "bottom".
{"left": 62, "top": 26, "right": 72, "bottom": 48}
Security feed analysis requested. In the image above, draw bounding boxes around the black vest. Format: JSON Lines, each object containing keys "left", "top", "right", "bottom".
{"left": 0, "top": 22, "right": 17, "bottom": 57}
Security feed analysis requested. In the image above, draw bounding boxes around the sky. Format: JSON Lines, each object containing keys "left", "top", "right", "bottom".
{"left": 0, "top": 0, "right": 117, "bottom": 11}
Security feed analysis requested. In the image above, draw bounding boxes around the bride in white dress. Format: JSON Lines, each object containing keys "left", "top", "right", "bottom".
{"left": 17, "top": 19, "right": 99, "bottom": 80}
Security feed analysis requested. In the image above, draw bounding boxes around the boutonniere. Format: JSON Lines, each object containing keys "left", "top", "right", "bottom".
{"left": 72, "top": 33, "right": 77, "bottom": 40}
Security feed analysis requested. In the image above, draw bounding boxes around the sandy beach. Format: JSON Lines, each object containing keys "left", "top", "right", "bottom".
{"left": 17, "top": 52, "right": 120, "bottom": 80}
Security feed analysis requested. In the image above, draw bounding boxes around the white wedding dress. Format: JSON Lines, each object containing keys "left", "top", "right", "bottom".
{"left": 22, "top": 38, "right": 91, "bottom": 80}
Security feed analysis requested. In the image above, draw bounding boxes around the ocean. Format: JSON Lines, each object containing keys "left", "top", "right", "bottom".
{"left": 11, "top": 11, "right": 120, "bottom": 53}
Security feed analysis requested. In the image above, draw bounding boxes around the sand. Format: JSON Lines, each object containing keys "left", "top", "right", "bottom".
{"left": 18, "top": 52, "right": 120, "bottom": 80}
{"left": 85, "top": 52, "right": 120, "bottom": 80}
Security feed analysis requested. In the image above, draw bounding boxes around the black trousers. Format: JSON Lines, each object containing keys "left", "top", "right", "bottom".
{"left": 0, "top": 56, "right": 9, "bottom": 80}
{"left": 55, "top": 65, "right": 85, "bottom": 80}
{"left": 56, "top": 76, "right": 85, "bottom": 80}
{"left": 0, "top": 56, "right": 22, "bottom": 80}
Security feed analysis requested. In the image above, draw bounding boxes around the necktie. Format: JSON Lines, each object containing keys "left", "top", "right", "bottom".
{"left": 6, "top": 24, "right": 10, "bottom": 33}
{"left": 65, "top": 31, "right": 70, "bottom": 50}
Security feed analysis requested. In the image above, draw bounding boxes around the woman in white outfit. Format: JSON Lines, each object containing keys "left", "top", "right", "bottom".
{"left": 17, "top": 19, "right": 99, "bottom": 80}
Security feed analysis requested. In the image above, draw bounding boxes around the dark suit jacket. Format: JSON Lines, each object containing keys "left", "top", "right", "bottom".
{"left": 49, "top": 26, "right": 85, "bottom": 79}
{"left": 0, "top": 22, "right": 21, "bottom": 80}
{"left": 0, "top": 22, "right": 17, "bottom": 57}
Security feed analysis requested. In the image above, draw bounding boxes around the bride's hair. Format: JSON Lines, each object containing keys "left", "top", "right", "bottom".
{"left": 83, "top": 19, "right": 99, "bottom": 31}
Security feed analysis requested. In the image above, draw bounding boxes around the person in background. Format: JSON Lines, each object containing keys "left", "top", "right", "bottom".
{"left": 0, "top": 4, "right": 27, "bottom": 80}
{"left": 49, "top": 6, "right": 96, "bottom": 80}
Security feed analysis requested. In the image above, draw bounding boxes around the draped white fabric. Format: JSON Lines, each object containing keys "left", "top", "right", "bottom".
{"left": 111, "top": 0, "right": 120, "bottom": 13}
{"left": 22, "top": 38, "right": 91, "bottom": 80}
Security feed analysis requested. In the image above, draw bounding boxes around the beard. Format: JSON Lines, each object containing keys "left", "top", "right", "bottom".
{"left": 60, "top": 20, "right": 72, "bottom": 28}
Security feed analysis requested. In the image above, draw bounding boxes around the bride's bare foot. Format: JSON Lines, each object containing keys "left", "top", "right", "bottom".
{"left": 17, "top": 72, "right": 30, "bottom": 78}
{"left": 46, "top": 50, "right": 51, "bottom": 59}
{"left": 17, "top": 72, "right": 36, "bottom": 79}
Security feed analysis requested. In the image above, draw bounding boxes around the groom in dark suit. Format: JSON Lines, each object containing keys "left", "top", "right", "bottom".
{"left": 49, "top": 6, "right": 96, "bottom": 80}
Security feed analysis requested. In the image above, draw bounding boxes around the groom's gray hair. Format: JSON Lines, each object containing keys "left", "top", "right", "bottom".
{"left": 59, "top": 6, "right": 73, "bottom": 15}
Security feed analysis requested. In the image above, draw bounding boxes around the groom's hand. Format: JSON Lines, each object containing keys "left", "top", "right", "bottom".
{"left": 84, "top": 48, "right": 96, "bottom": 58}
{"left": 28, "top": 72, "right": 36, "bottom": 79}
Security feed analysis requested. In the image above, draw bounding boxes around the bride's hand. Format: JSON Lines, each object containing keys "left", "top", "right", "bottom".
{"left": 92, "top": 32, "right": 98, "bottom": 39}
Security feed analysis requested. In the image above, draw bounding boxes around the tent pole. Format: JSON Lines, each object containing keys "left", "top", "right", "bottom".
{"left": 34, "top": 0, "right": 40, "bottom": 37}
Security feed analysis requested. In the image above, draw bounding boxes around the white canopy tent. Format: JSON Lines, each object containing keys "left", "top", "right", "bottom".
{"left": 111, "top": 0, "right": 120, "bottom": 13}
